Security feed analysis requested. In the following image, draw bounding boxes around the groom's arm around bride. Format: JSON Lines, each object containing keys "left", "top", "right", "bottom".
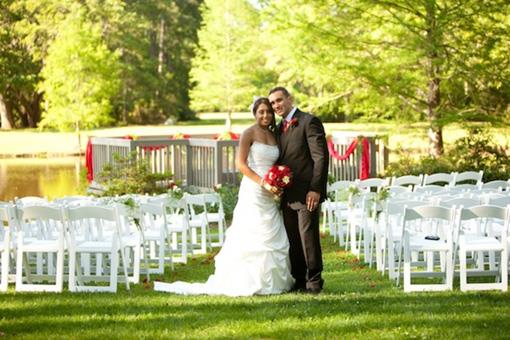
{"left": 268, "top": 86, "right": 329, "bottom": 293}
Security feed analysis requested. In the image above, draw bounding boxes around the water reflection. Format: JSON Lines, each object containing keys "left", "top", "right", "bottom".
{"left": 0, "top": 157, "right": 85, "bottom": 202}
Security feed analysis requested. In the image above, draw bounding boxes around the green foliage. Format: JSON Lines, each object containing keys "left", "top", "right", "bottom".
{"left": 214, "top": 183, "right": 239, "bottom": 221}
{"left": 263, "top": 0, "right": 510, "bottom": 154}
{"left": 190, "top": 0, "right": 277, "bottom": 113}
{"left": 446, "top": 127, "right": 510, "bottom": 182}
{"left": 97, "top": 151, "right": 173, "bottom": 196}
{"left": 386, "top": 128, "right": 510, "bottom": 182}
{"left": 38, "top": 5, "right": 121, "bottom": 131}
{"left": 385, "top": 154, "right": 454, "bottom": 178}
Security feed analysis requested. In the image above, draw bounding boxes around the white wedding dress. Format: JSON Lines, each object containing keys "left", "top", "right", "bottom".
{"left": 154, "top": 142, "right": 294, "bottom": 296}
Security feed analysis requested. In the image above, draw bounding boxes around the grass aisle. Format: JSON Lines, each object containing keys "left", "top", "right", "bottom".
{"left": 1, "top": 235, "right": 509, "bottom": 339}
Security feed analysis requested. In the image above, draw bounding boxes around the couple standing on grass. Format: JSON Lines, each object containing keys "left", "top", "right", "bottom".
{"left": 155, "top": 87, "right": 329, "bottom": 296}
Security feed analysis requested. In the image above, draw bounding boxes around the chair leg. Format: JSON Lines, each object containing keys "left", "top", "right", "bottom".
{"left": 110, "top": 250, "right": 118, "bottom": 293}
{"left": 118, "top": 246, "right": 130, "bottom": 291}
{"left": 68, "top": 250, "right": 77, "bottom": 292}
{"left": 460, "top": 247, "right": 468, "bottom": 292}
{"left": 501, "top": 249, "right": 508, "bottom": 292}
{"left": 55, "top": 250, "right": 64, "bottom": 292}
{"left": 403, "top": 244, "right": 411, "bottom": 292}
{"left": 0, "top": 251, "right": 9, "bottom": 291}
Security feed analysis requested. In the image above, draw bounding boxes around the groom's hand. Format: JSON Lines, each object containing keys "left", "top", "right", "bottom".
{"left": 306, "top": 191, "right": 321, "bottom": 211}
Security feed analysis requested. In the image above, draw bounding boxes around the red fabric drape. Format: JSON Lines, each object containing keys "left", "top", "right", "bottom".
{"left": 327, "top": 138, "right": 358, "bottom": 161}
{"left": 360, "top": 138, "right": 370, "bottom": 180}
{"left": 85, "top": 137, "right": 93, "bottom": 183}
{"left": 327, "top": 137, "right": 370, "bottom": 180}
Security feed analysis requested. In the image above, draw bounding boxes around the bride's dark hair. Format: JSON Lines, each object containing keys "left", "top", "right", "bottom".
{"left": 252, "top": 97, "right": 276, "bottom": 133}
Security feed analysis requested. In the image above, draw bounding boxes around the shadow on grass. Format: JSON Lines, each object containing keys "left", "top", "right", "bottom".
{"left": 1, "top": 238, "right": 509, "bottom": 338}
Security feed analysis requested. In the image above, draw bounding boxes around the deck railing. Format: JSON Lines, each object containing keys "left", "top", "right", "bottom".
{"left": 90, "top": 132, "right": 387, "bottom": 191}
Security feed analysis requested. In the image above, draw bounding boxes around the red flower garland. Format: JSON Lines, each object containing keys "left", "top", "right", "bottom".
{"left": 215, "top": 131, "right": 240, "bottom": 141}
{"left": 327, "top": 136, "right": 370, "bottom": 180}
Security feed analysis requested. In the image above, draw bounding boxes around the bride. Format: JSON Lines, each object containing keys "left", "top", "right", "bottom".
{"left": 154, "top": 97, "right": 294, "bottom": 296}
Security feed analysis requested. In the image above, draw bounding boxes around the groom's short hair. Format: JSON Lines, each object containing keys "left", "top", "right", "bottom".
{"left": 268, "top": 86, "right": 290, "bottom": 98}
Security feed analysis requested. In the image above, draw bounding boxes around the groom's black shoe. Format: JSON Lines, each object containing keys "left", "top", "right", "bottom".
{"left": 290, "top": 282, "right": 306, "bottom": 293}
{"left": 305, "top": 287, "right": 322, "bottom": 295}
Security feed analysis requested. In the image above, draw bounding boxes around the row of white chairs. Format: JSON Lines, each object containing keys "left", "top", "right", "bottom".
{"left": 322, "top": 175, "right": 510, "bottom": 292}
{"left": 0, "top": 192, "right": 227, "bottom": 293}
{"left": 322, "top": 174, "right": 510, "bottom": 242}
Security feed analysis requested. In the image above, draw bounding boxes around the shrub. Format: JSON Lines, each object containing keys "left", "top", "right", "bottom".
{"left": 445, "top": 127, "right": 510, "bottom": 182}
{"left": 385, "top": 127, "right": 510, "bottom": 182}
{"left": 97, "top": 151, "right": 174, "bottom": 196}
{"left": 214, "top": 184, "right": 239, "bottom": 222}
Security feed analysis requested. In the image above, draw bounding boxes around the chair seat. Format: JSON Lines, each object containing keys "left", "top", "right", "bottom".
{"left": 206, "top": 213, "right": 223, "bottom": 222}
{"left": 459, "top": 235, "right": 503, "bottom": 251}
{"left": 144, "top": 229, "right": 163, "bottom": 240}
{"left": 121, "top": 233, "right": 141, "bottom": 247}
{"left": 189, "top": 218, "right": 204, "bottom": 228}
{"left": 330, "top": 201, "right": 348, "bottom": 210}
{"left": 20, "top": 240, "right": 60, "bottom": 252}
{"left": 408, "top": 236, "right": 450, "bottom": 251}
{"left": 76, "top": 240, "right": 117, "bottom": 252}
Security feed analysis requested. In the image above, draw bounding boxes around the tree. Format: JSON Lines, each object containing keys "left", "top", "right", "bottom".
{"left": 0, "top": 0, "right": 43, "bottom": 129}
{"left": 264, "top": 0, "right": 510, "bottom": 156}
{"left": 190, "top": 0, "right": 277, "bottom": 123}
{"left": 38, "top": 4, "right": 121, "bottom": 132}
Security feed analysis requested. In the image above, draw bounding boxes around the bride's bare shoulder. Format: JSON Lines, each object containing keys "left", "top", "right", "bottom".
{"left": 240, "top": 125, "right": 256, "bottom": 141}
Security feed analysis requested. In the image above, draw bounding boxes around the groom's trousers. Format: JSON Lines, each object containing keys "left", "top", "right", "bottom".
{"left": 282, "top": 201, "right": 323, "bottom": 290}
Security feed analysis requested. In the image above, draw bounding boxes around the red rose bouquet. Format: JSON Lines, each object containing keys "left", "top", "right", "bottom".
{"left": 263, "top": 165, "right": 293, "bottom": 199}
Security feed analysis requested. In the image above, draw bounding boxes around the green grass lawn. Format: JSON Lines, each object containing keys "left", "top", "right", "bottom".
{"left": 1, "top": 235, "right": 509, "bottom": 339}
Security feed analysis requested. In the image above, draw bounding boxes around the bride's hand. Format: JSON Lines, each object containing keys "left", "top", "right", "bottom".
{"left": 261, "top": 180, "right": 283, "bottom": 196}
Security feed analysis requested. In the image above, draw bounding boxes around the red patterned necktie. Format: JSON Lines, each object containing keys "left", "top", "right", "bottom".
{"left": 281, "top": 120, "right": 288, "bottom": 133}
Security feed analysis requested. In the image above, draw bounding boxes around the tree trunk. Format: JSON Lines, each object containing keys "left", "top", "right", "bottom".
{"left": 23, "top": 93, "right": 42, "bottom": 128}
{"left": 0, "top": 93, "right": 14, "bottom": 129}
{"left": 425, "top": 0, "right": 443, "bottom": 157}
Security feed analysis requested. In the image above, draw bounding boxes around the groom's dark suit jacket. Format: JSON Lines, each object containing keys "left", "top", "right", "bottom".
{"left": 277, "top": 109, "right": 329, "bottom": 204}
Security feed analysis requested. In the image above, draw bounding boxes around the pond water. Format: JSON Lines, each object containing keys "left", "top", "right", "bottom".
{"left": 0, "top": 157, "right": 85, "bottom": 202}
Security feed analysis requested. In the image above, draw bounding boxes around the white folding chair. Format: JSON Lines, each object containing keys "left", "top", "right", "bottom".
{"left": 358, "top": 178, "right": 387, "bottom": 192}
{"left": 452, "top": 170, "right": 483, "bottom": 187}
{"left": 347, "top": 191, "right": 377, "bottom": 263}
{"left": 457, "top": 205, "right": 508, "bottom": 292}
{"left": 201, "top": 193, "right": 228, "bottom": 247}
{"left": 422, "top": 173, "right": 455, "bottom": 187}
{"left": 139, "top": 202, "right": 174, "bottom": 274}
{"left": 15, "top": 196, "right": 49, "bottom": 208}
{"left": 115, "top": 204, "right": 142, "bottom": 284}
{"left": 322, "top": 180, "right": 352, "bottom": 244}
{"left": 414, "top": 185, "right": 447, "bottom": 195}
{"left": 483, "top": 180, "right": 510, "bottom": 191}
{"left": 53, "top": 195, "right": 97, "bottom": 207}
{"left": 66, "top": 205, "right": 130, "bottom": 292}
{"left": 379, "top": 199, "right": 425, "bottom": 281}
{"left": 149, "top": 197, "right": 192, "bottom": 264}
{"left": 183, "top": 193, "right": 211, "bottom": 254}
{"left": 398, "top": 205, "right": 456, "bottom": 292}
{"left": 15, "top": 205, "right": 66, "bottom": 292}
{"left": 391, "top": 175, "right": 423, "bottom": 189}
{"left": 0, "top": 204, "right": 16, "bottom": 291}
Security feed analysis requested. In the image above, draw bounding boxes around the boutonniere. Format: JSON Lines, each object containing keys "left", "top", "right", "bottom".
{"left": 282, "top": 117, "right": 299, "bottom": 133}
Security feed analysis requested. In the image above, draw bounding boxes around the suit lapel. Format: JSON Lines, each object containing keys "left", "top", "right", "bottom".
{"left": 280, "top": 109, "right": 302, "bottom": 158}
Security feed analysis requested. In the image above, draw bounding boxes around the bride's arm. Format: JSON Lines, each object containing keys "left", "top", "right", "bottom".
{"left": 236, "top": 130, "right": 281, "bottom": 195}
{"left": 236, "top": 129, "right": 263, "bottom": 185}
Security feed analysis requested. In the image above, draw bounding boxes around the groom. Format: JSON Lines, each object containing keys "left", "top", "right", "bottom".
{"left": 269, "top": 87, "right": 329, "bottom": 294}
